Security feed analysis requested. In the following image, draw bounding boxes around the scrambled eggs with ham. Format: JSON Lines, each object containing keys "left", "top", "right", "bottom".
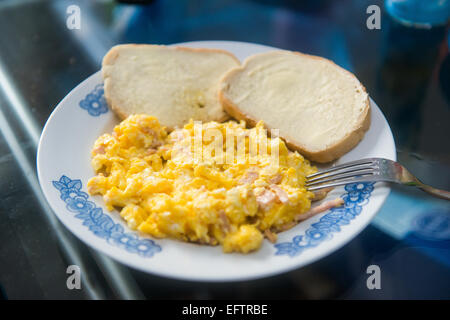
{"left": 87, "top": 114, "right": 317, "bottom": 253}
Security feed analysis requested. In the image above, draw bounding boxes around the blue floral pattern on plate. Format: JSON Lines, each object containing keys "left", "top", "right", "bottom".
{"left": 274, "top": 182, "right": 375, "bottom": 257}
{"left": 52, "top": 175, "right": 161, "bottom": 257}
{"left": 79, "top": 84, "right": 108, "bottom": 116}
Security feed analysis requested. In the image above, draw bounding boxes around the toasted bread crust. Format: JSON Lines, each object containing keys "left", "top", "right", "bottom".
{"left": 218, "top": 50, "right": 371, "bottom": 163}
{"left": 102, "top": 44, "right": 241, "bottom": 66}
{"left": 102, "top": 44, "right": 240, "bottom": 127}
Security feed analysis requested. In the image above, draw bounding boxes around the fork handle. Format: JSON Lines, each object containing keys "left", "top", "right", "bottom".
{"left": 400, "top": 165, "right": 450, "bottom": 200}
{"left": 416, "top": 183, "right": 450, "bottom": 201}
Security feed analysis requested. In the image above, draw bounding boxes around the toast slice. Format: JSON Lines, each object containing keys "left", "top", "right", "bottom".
{"left": 219, "top": 50, "right": 370, "bottom": 163}
{"left": 102, "top": 44, "right": 240, "bottom": 129}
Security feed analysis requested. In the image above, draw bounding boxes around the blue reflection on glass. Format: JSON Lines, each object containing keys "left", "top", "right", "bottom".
{"left": 385, "top": 0, "right": 450, "bottom": 28}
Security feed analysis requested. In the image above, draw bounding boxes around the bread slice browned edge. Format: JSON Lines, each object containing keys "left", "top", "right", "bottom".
{"left": 102, "top": 44, "right": 241, "bottom": 128}
{"left": 218, "top": 51, "right": 371, "bottom": 163}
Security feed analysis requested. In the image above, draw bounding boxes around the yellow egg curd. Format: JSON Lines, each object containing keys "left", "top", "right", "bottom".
{"left": 87, "top": 114, "right": 316, "bottom": 253}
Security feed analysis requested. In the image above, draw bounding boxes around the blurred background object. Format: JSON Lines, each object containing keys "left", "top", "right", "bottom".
{"left": 385, "top": 0, "right": 450, "bottom": 28}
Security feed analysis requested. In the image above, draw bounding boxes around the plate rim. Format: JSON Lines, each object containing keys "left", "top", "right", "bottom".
{"left": 37, "top": 40, "right": 397, "bottom": 282}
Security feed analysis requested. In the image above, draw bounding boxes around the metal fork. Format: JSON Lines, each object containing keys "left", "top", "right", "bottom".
{"left": 306, "top": 158, "right": 450, "bottom": 200}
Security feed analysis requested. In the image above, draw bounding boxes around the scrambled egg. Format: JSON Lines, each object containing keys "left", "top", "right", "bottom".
{"left": 87, "top": 114, "right": 317, "bottom": 253}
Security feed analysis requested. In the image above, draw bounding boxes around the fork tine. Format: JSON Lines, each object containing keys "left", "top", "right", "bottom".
{"left": 306, "top": 164, "right": 376, "bottom": 184}
{"left": 306, "top": 170, "right": 376, "bottom": 187}
{"left": 306, "top": 158, "right": 376, "bottom": 178}
{"left": 306, "top": 176, "right": 377, "bottom": 191}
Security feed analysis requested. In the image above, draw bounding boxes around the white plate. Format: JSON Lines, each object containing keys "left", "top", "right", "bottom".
{"left": 37, "top": 41, "right": 396, "bottom": 282}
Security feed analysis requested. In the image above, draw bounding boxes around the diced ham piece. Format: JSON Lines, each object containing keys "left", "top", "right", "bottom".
{"left": 269, "top": 173, "right": 282, "bottom": 184}
{"left": 278, "top": 221, "right": 297, "bottom": 231}
{"left": 219, "top": 210, "right": 231, "bottom": 233}
{"left": 141, "top": 126, "right": 163, "bottom": 148}
{"left": 264, "top": 229, "right": 277, "bottom": 243}
{"left": 239, "top": 171, "right": 259, "bottom": 184}
{"left": 312, "top": 187, "right": 334, "bottom": 201}
{"left": 93, "top": 145, "right": 106, "bottom": 154}
{"left": 141, "top": 126, "right": 156, "bottom": 136}
{"left": 256, "top": 189, "right": 276, "bottom": 211}
{"left": 296, "top": 198, "right": 344, "bottom": 221}
{"left": 151, "top": 139, "right": 163, "bottom": 148}
{"left": 270, "top": 185, "right": 289, "bottom": 204}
